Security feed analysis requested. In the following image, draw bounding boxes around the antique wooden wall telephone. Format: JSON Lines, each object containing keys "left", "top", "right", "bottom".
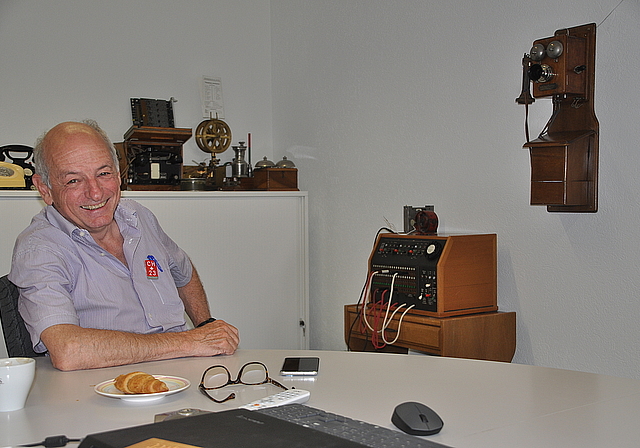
{"left": 516, "top": 23, "right": 598, "bottom": 212}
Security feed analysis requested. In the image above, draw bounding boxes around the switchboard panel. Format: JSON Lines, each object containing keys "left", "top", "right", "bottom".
{"left": 368, "top": 233, "right": 497, "bottom": 317}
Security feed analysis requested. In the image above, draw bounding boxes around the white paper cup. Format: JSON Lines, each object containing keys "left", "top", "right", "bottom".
{"left": 0, "top": 357, "right": 36, "bottom": 412}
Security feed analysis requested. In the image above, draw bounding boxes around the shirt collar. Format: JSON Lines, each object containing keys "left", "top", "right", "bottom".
{"left": 44, "top": 199, "right": 138, "bottom": 239}
{"left": 44, "top": 205, "right": 79, "bottom": 237}
{"left": 115, "top": 199, "right": 139, "bottom": 229}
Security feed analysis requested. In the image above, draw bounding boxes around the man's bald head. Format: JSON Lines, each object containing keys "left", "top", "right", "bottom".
{"left": 34, "top": 120, "right": 118, "bottom": 187}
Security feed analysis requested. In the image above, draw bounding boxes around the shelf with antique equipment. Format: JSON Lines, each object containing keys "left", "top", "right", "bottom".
{"left": 183, "top": 116, "right": 299, "bottom": 192}
{"left": 116, "top": 99, "right": 299, "bottom": 192}
{"left": 517, "top": 23, "right": 598, "bottom": 212}
{"left": 344, "top": 304, "right": 516, "bottom": 362}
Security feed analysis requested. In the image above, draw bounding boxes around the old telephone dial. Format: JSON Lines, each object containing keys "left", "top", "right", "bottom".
{"left": 0, "top": 145, "right": 35, "bottom": 189}
{"left": 516, "top": 23, "right": 598, "bottom": 213}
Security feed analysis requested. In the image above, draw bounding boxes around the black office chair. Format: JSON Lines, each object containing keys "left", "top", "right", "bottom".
{"left": 0, "top": 275, "right": 40, "bottom": 357}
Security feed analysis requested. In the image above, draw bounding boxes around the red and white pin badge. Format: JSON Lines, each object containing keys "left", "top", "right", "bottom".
{"left": 145, "top": 259, "right": 158, "bottom": 279}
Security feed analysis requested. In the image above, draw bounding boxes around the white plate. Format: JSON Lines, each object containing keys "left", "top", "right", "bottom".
{"left": 94, "top": 375, "right": 190, "bottom": 402}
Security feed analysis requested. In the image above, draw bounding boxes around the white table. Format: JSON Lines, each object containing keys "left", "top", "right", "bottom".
{"left": 2, "top": 349, "right": 640, "bottom": 448}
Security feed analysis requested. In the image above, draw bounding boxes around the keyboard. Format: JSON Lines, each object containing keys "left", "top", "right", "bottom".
{"left": 256, "top": 404, "right": 452, "bottom": 448}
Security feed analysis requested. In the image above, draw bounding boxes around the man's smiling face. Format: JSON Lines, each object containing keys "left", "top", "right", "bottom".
{"left": 34, "top": 123, "right": 121, "bottom": 236}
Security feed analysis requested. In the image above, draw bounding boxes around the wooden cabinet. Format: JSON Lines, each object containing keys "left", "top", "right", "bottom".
{"left": 344, "top": 304, "right": 515, "bottom": 362}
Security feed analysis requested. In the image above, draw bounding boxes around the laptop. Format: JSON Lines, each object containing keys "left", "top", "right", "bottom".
{"left": 79, "top": 407, "right": 367, "bottom": 448}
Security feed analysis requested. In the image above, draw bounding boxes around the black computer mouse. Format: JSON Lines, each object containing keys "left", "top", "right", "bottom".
{"left": 391, "top": 401, "right": 444, "bottom": 436}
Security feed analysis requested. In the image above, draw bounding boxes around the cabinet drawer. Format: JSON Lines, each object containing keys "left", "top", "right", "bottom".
{"left": 344, "top": 304, "right": 516, "bottom": 362}
{"left": 382, "top": 315, "right": 441, "bottom": 352}
{"left": 344, "top": 305, "right": 442, "bottom": 354}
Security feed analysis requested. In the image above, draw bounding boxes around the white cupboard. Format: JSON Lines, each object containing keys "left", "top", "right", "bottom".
{"left": 0, "top": 190, "right": 309, "bottom": 358}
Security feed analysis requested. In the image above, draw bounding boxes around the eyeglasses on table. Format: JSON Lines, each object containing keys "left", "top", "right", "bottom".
{"left": 199, "top": 361, "right": 288, "bottom": 403}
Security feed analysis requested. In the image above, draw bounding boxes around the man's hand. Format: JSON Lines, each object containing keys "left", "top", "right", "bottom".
{"left": 189, "top": 319, "right": 240, "bottom": 356}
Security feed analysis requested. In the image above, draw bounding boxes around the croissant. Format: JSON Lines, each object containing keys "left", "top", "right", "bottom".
{"left": 114, "top": 371, "right": 169, "bottom": 394}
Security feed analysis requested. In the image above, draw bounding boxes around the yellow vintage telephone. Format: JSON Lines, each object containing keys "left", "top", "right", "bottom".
{"left": 0, "top": 145, "right": 34, "bottom": 189}
{"left": 0, "top": 161, "right": 26, "bottom": 188}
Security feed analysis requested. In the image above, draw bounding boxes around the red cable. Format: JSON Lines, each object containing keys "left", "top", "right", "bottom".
{"left": 371, "top": 292, "right": 389, "bottom": 349}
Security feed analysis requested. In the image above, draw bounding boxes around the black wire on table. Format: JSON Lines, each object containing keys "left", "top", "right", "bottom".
{"left": 20, "top": 435, "right": 82, "bottom": 447}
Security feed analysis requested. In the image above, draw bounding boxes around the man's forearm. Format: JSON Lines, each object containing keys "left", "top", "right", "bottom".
{"left": 178, "top": 265, "right": 213, "bottom": 326}
{"left": 41, "top": 321, "right": 239, "bottom": 371}
{"left": 41, "top": 325, "right": 193, "bottom": 370}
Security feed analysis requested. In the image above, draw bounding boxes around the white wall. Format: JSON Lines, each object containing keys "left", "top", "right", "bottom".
{"left": 270, "top": 0, "right": 640, "bottom": 379}
{"left": 0, "top": 0, "right": 273, "bottom": 167}
{"left": 3, "top": 0, "right": 640, "bottom": 380}
{"left": 0, "top": 0, "right": 275, "bottom": 355}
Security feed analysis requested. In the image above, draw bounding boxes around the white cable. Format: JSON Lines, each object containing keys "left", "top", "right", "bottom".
{"left": 362, "top": 271, "right": 415, "bottom": 346}
{"left": 380, "top": 273, "right": 399, "bottom": 330}
{"left": 361, "top": 271, "right": 379, "bottom": 332}
{"left": 382, "top": 303, "right": 415, "bottom": 345}
{"left": 359, "top": 270, "right": 376, "bottom": 308}
{"left": 364, "top": 271, "right": 417, "bottom": 345}
{"left": 377, "top": 272, "right": 416, "bottom": 344}
{"left": 362, "top": 271, "right": 398, "bottom": 333}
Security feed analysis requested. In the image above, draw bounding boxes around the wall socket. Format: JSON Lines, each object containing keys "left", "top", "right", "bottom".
{"left": 403, "top": 205, "right": 434, "bottom": 233}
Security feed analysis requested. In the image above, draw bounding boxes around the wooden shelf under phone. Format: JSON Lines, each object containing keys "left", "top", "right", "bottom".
{"left": 524, "top": 130, "right": 597, "bottom": 209}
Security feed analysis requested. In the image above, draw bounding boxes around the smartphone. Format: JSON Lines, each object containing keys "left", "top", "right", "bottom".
{"left": 280, "top": 357, "right": 320, "bottom": 376}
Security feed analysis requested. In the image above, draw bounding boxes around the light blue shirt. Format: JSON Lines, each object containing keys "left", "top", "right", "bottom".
{"left": 9, "top": 199, "right": 192, "bottom": 353}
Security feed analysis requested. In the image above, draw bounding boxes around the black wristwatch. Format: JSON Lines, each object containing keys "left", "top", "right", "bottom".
{"left": 196, "top": 317, "right": 217, "bottom": 328}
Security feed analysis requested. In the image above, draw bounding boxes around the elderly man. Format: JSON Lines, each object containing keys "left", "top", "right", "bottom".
{"left": 9, "top": 120, "right": 239, "bottom": 370}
